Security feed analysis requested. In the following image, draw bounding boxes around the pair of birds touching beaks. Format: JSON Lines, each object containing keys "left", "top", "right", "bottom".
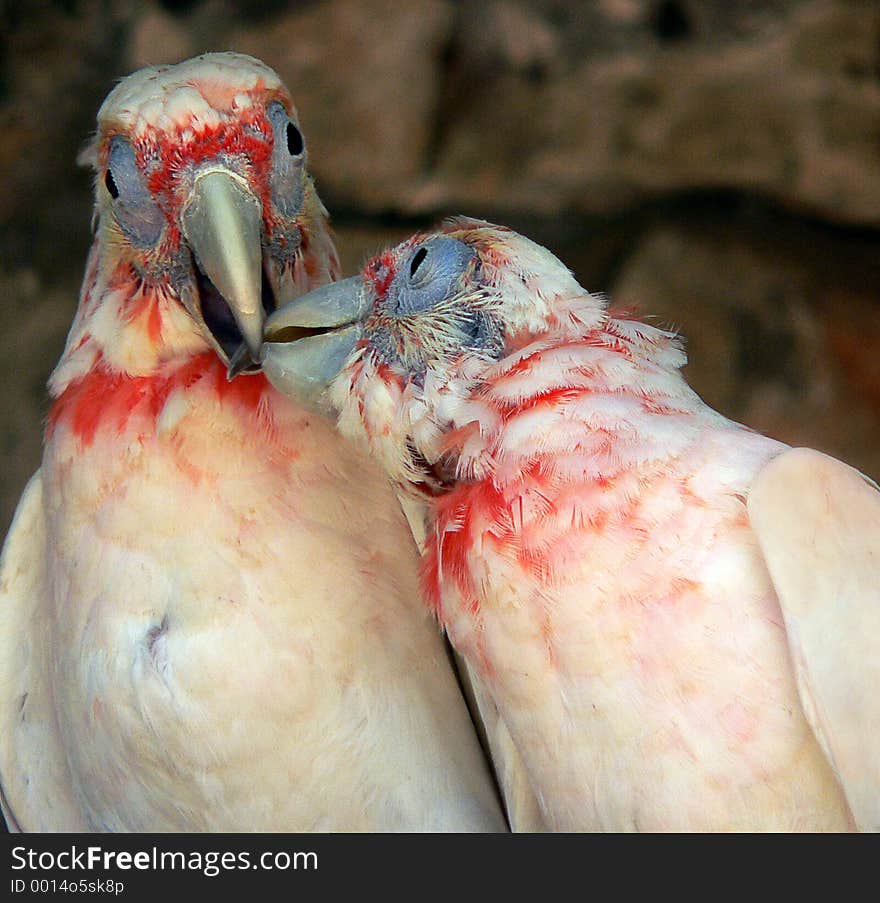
{"left": 0, "top": 52, "right": 876, "bottom": 833}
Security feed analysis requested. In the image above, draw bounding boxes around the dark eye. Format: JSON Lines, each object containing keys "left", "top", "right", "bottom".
{"left": 409, "top": 247, "right": 428, "bottom": 280}
{"left": 286, "top": 121, "right": 304, "bottom": 156}
{"left": 105, "top": 168, "right": 119, "bottom": 199}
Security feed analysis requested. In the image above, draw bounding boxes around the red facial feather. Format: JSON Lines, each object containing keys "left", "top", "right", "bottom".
{"left": 122, "top": 283, "right": 164, "bottom": 344}
{"left": 365, "top": 250, "right": 397, "bottom": 301}
{"left": 148, "top": 122, "right": 272, "bottom": 208}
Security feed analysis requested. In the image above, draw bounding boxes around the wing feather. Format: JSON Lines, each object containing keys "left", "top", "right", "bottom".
{"left": 748, "top": 447, "right": 880, "bottom": 831}
{"left": 0, "top": 471, "right": 85, "bottom": 830}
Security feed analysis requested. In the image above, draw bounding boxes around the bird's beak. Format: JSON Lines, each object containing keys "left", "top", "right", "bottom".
{"left": 259, "top": 275, "right": 369, "bottom": 412}
{"left": 181, "top": 168, "right": 265, "bottom": 364}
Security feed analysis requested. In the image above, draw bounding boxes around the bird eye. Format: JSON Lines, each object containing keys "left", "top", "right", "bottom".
{"left": 104, "top": 136, "right": 165, "bottom": 247}
{"left": 409, "top": 247, "right": 428, "bottom": 281}
{"left": 286, "top": 121, "right": 304, "bottom": 156}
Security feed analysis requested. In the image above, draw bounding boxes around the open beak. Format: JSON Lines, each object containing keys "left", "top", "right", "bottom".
{"left": 181, "top": 168, "right": 265, "bottom": 367}
{"left": 259, "top": 275, "right": 369, "bottom": 412}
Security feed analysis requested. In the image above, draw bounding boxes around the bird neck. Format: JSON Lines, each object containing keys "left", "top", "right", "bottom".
{"left": 47, "top": 350, "right": 274, "bottom": 449}
{"left": 50, "top": 245, "right": 212, "bottom": 392}
{"left": 418, "top": 306, "right": 725, "bottom": 619}
{"left": 46, "top": 245, "right": 272, "bottom": 448}
{"left": 428, "top": 303, "right": 715, "bottom": 492}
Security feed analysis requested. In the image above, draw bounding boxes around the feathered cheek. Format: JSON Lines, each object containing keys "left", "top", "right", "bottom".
{"left": 330, "top": 359, "right": 397, "bottom": 442}
{"left": 363, "top": 374, "right": 405, "bottom": 444}
{"left": 369, "top": 380, "right": 421, "bottom": 485}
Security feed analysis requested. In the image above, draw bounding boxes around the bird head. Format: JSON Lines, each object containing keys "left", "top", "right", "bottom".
{"left": 261, "top": 218, "right": 601, "bottom": 492}
{"left": 54, "top": 52, "right": 337, "bottom": 393}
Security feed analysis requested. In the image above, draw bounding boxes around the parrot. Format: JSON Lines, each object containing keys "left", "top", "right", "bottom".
{"left": 0, "top": 56, "right": 507, "bottom": 832}
{"left": 260, "top": 216, "right": 880, "bottom": 832}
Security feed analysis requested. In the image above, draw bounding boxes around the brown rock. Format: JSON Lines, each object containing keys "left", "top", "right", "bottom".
{"left": 332, "top": 223, "right": 420, "bottom": 276}
{"left": 0, "top": 269, "right": 75, "bottom": 533}
{"left": 418, "top": 0, "right": 880, "bottom": 226}
{"left": 611, "top": 222, "right": 880, "bottom": 480}
{"left": 126, "top": 4, "right": 197, "bottom": 72}
{"left": 229, "top": 0, "right": 456, "bottom": 210}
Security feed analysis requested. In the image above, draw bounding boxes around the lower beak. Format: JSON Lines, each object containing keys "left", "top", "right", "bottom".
{"left": 181, "top": 168, "right": 265, "bottom": 362}
{"left": 260, "top": 275, "right": 368, "bottom": 412}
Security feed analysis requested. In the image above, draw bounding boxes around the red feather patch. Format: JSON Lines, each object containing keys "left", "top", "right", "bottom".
{"left": 48, "top": 353, "right": 271, "bottom": 447}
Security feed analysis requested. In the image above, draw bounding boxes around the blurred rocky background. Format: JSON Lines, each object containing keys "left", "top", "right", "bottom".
{"left": 2, "top": 0, "right": 880, "bottom": 531}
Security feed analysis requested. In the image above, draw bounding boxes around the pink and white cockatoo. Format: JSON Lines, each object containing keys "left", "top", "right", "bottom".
{"left": 0, "top": 58, "right": 506, "bottom": 832}
{"left": 261, "top": 217, "right": 880, "bottom": 832}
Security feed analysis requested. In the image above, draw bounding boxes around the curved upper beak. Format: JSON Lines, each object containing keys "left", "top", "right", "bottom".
{"left": 181, "top": 168, "right": 264, "bottom": 361}
{"left": 259, "top": 275, "right": 369, "bottom": 412}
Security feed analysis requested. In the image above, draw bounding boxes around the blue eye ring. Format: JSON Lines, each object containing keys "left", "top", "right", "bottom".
{"left": 266, "top": 102, "right": 306, "bottom": 217}
{"left": 388, "top": 237, "right": 477, "bottom": 316}
{"left": 104, "top": 136, "right": 165, "bottom": 247}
